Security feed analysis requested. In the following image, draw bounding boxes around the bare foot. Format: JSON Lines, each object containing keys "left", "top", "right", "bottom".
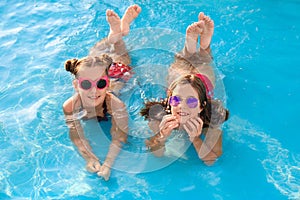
{"left": 199, "top": 13, "right": 214, "bottom": 50}
{"left": 121, "top": 4, "right": 141, "bottom": 36}
{"left": 97, "top": 165, "right": 111, "bottom": 181}
{"left": 185, "top": 21, "right": 204, "bottom": 54}
{"left": 106, "top": 9, "right": 122, "bottom": 44}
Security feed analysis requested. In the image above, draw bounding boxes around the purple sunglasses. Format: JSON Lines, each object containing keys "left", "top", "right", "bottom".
{"left": 169, "top": 95, "right": 199, "bottom": 108}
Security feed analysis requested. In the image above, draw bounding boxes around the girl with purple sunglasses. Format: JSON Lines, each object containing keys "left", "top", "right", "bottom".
{"left": 141, "top": 12, "right": 229, "bottom": 165}
{"left": 63, "top": 5, "right": 141, "bottom": 181}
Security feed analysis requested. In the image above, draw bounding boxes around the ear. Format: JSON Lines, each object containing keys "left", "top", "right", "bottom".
{"left": 73, "top": 79, "right": 79, "bottom": 92}
{"left": 201, "top": 101, "right": 206, "bottom": 108}
{"left": 199, "top": 107, "right": 204, "bottom": 113}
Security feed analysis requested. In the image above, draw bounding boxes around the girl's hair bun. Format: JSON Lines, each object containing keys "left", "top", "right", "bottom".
{"left": 65, "top": 58, "right": 79, "bottom": 75}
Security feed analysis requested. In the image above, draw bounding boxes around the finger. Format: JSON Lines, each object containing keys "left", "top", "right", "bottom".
{"left": 195, "top": 117, "right": 203, "bottom": 126}
{"left": 161, "top": 122, "right": 179, "bottom": 137}
{"left": 160, "top": 118, "right": 178, "bottom": 130}
{"left": 167, "top": 122, "right": 179, "bottom": 130}
{"left": 165, "top": 120, "right": 179, "bottom": 128}
{"left": 161, "top": 114, "right": 176, "bottom": 123}
{"left": 194, "top": 117, "right": 204, "bottom": 133}
{"left": 186, "top": 120, "right": 197, "bottom": 133}
{"left": 183, "top": 124, "right": 192, "bottom": 136}
{"left": 87, "top": 164, "right": 97, "bottom": 172}
{"left": 189, "top": 118, "right": 199, "bottom": 129}
{"left": 94, "top": 162, "right": 101, "bottom": 171}
{"left": 160, "top": 115, "right": 175, "bottom": 129}
{"left": 190, "top": 118, "right": 202, "bottom": 135}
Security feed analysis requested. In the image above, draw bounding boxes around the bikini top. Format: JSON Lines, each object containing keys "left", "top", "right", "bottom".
{"left": 71, "top": 96, "right": 109, "bottom": 122}
{"left": 195, "top": 73, "right": 214, "bottom": 99}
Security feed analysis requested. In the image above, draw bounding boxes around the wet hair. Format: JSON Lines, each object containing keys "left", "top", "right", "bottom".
{"left": 65, "top": 54, "right": 113, "bottom": 77}
{"left": 140, "top": 74, "right": 229, "bottom": 128}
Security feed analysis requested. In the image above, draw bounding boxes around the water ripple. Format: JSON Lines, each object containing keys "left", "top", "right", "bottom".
{"left": 226, "top": 115, "right": 300, "bottom": 200}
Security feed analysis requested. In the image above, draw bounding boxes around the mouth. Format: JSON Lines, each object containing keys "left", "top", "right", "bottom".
{"left": 88, "top": 95, "right": 101, "bottom": 100}
{"left": 177, "top": 111, "right": 190, "bottom": 117}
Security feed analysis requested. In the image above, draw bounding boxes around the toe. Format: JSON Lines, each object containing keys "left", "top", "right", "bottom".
{"left": 198, "top": 12, "right": 204, "bottom": 21}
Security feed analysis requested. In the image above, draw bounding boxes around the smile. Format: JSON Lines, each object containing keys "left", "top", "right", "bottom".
{"left": 177, "top": 111, "right": 190, "bottom": 116}
{"left": 88, "top": 95, "right": 101, "bottom": 100}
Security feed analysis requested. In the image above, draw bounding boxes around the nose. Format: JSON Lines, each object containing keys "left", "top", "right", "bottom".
{"left": 176, "top": 101, "right": 187, "bottom": 110}
{"left": 90, "top": 85, "right": 97, "bottom": 93}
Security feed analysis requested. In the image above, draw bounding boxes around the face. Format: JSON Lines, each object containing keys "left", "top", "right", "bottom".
{"left": 74, "top": 66, "right": 108, "bottom": 108}
{"left": 170, "top": 83, "right": 202, "bottom": 124}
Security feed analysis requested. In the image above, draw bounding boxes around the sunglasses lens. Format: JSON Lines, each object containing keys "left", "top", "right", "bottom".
{"left": 186, "top": 97, "right": 198, "bottom": 108}
{"left": 80, "top": 80, "right": 92, "bottom": 90}
{"left": 169, "top": 96, "right": 180, "bottom": 107}
{"left": 97, "top": 79, "right": 107, "bottom": 89}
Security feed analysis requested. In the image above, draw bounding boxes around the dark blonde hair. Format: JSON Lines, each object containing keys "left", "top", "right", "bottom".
{"left": 65, "top": 54, "right": 113, "bottom": 77}
{"left": 141, "top": 74, "right": 229, "bottom": 127}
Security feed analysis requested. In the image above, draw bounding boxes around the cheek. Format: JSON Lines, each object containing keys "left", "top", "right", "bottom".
{"left": 78, "top": 89, "right": 88, "bottom": 97}
{"left": 97, "top": 88, "right": 107, "bottom": 95}
{"left": 190, "top": 106, "right": 202, "bottom": 117}
{"left": 171, "top": 106, "right": 177, "bottom": 114}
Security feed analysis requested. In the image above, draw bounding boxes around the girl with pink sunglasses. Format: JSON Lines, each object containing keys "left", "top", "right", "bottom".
{"left": 141, "top": 12, "right": 229, "bottom": 165}
{"left": 63, "top": 5, "right": 141, "bottom": 181}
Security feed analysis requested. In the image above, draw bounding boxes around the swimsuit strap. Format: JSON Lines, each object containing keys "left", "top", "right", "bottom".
{"left": 78, "top": 95, "right": 109, "bottom": 122}
{"left": 195, "top": 73, "right": 214, "bottom": 99}
{"left": 97, "top": 98, "right": 108, "bottom": 122}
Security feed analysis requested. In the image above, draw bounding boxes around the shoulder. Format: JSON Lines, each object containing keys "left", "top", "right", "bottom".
{"left": 63, "top": 94, "right": 80, "bottom": 114}
{"left": 106, "top": 92, "right": 125, "bottom": 107}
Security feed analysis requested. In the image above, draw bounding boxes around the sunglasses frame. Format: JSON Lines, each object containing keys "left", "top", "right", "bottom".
{"left": 77, "top": 76, "right": 109, "bottom": 90}
{"left": 169, "top": 95, "right": 199, "bottom": 108}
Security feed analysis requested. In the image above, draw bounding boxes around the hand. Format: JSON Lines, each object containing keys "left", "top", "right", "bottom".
{"left": 97, "top": 164, "right": 111, "bottom": 181}
{"left": 183, "top": 117, "right": 203, "bottom": 142}
{"left": 158, "top": 115, "right": 179, "bottom": 139}
{"left": 86, "top": 159, "right": 101, "bottom": 173}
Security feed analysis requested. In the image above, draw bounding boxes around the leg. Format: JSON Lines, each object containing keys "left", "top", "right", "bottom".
{"left": 97, "top": 140, "right": 121, "bottom": 181}
{"left": 121, "top": 4, "right": 141, "bottom": 36}
{"left": 183, "top": 21, "right": 204, "bottom": 57}
{"left": 110, "top": 5, "right": 141, "bottom": 63}
{"left": 89, "top": 10, "right": 123, "bottom": 57}
{"left": 89, "top": 5, "right": 141, "bottom": 65}
{"left": 198, "top": 12, "right": 214, "bottom": 50}
{"left": 168, "top": 14, "right": 215, "bottom": 86}
{"left": 106, "top": 9, "right": 122, "bottom": 44}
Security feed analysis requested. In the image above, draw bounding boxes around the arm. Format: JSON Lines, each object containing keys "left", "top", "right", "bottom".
{"left": 103, "top": 93, "right": 128, "bottom": 167}
{"left": 63, "top": 97, "right": 101, "bottom": 172}
{"left": 145, "top": 132, "right": 167, "bottom": 157}
{"left": 184, "top": 117, "right": 222, "bottom": 165}
{"left": 145, "top": 115, "right": 179, "bottom": 157}
{"left": 192, "top": 128, "right": 222, "bottom": 165}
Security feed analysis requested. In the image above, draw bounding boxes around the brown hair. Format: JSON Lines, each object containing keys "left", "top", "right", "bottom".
{"left": 65, "top": 54, "right": 113, "bottom": 77}
{"left": 140, "top": 74, "right": 229, "bottom": 127}
{"left": 140, "top": 100, "right": 168, "bottom": 120}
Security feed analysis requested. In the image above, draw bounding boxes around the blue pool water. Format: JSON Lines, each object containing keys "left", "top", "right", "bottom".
{"left": 0, "top": 0, "right": 299, "bottom": 199}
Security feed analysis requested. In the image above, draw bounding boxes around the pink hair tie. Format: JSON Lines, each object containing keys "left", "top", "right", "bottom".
{"left": 195, "top": 73, "right": 214, "bottom": 99}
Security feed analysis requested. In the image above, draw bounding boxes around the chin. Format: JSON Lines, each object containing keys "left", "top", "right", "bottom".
{"left": 177, "top": 116, "right": 189, "bottom": 125}
{"left": 83, "top": 98, "right": 103, "bottom": 108}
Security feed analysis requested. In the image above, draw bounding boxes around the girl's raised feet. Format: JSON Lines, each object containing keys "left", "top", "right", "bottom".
{"left": 185, "top": 21, "right": 204, "bottom": 54}
{"left": 198, "top": 12, "right": 214, "bottom": 50}
{"left": 106, "top": 9, "right": 122, "bottom": 44}
{"left": 121, "top": 4, "right": 141, "bottom": 36}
